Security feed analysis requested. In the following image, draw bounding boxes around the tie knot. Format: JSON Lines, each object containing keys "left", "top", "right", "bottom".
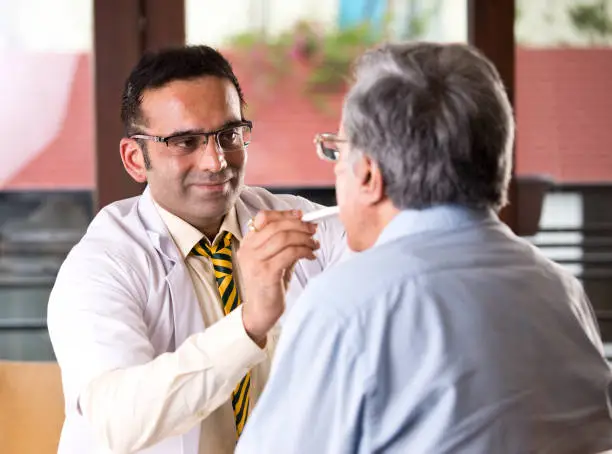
{"left": 192, "top": 231, "right": 233, "bottom": 258}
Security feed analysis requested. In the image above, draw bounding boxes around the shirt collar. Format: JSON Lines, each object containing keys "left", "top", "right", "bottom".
{"left": 153, "top": 201, "right": 243, "bottom": 259}
{"left": 375, "top": 204, "right": 496, "bottom": 247}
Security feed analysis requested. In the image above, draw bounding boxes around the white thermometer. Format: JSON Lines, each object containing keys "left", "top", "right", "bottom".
{"left": 301, "top": 206, "right": 340, "bottom": 224}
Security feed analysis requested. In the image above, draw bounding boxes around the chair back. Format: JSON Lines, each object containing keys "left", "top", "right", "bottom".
{"left": 0, "top": 361, "right": 64, "bottom": 453}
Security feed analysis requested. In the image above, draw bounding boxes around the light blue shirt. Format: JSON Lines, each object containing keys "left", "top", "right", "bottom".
{"left": 236, "top": 206, "right": 612, "bottom": 454}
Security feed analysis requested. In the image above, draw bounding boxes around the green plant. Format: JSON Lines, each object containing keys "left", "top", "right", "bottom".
{"left": 306, "top": 22, "right": 380, "bottom": 93}
{"left": 227, "top": 20, "right": 379, "bottom": 93}
{"left": 225, "top": 5, "right": 433, "bottom": 107}
{"left": 568, "top": 0, "right": 612, "bottom": 45}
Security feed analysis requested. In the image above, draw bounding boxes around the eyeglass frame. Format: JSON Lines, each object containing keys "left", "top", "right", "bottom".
{"left": 313, "top": 132, "right": 348, "bottom": 162}
{"left": 129, "top": 120, "right": 253, "bottom": 154}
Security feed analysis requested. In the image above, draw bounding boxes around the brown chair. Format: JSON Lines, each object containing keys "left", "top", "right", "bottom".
{"left": 0, "top": 361, "right": 64, "bottom": 454}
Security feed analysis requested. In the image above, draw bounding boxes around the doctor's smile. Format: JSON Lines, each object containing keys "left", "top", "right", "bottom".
{"left": 187, "top": 174, "right": 236, "bottom": 195}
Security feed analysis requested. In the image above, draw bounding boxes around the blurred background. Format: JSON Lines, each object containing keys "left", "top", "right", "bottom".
{"left": 0, "top": 0, "right": 611, "bottom": 361}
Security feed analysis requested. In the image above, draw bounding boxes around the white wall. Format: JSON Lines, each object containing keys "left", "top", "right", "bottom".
{"left": 186, "top": 0, "right": 339, "bottom": 46}
{"left": 426, "top": 0, "right": 467, "bottom": 43}
{"left": 0, "top": 0, "right": 92, "bottom": 51}
{"left": 388, "top": 0, "right": 466, "bottom": 43}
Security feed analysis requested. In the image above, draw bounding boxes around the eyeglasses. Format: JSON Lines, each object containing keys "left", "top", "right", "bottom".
{"left": 313, "top": 132, "right": 347, "bottom": 162}
{"left": 130, "top": 120, "right": 253, "bottom": 156}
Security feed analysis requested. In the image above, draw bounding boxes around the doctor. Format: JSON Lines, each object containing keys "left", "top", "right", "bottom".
{"left": 47, "top": 45, "right": 345, "bottom": 454}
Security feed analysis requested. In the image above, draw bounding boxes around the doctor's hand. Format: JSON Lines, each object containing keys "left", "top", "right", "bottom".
{"left": 238, "top": 209, "right": 319, "bottom": 346}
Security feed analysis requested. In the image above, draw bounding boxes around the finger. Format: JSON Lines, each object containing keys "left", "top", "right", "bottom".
{"left": 251, "top": 209, "right": 302, "bottom": 231}
{"left": 266, "top": 247, "right": 318, "bottom": 277}
{"left": 254, "top": 232, "right": 320, "bottom": 262}
{"left": 247, "top": 219, "right": 317, "bottom": 249}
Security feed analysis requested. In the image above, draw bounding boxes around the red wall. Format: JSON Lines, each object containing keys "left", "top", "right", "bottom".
{"left": 515, "top": 47, "right": 612, "bottom": 183}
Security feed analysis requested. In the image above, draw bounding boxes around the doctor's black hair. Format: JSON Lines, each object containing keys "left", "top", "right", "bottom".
{"left": 120, "top": 44, "right": 246, "bottom": 138}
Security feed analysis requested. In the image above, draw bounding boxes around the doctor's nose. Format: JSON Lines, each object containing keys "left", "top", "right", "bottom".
{"left": 195, "top": 139, "right": 227, "bottom": 173}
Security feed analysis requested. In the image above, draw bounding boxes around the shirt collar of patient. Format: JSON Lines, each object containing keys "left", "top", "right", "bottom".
{"left": 153, "top": 201, "right": 243, "bottom": 258}
{"left": 375, "top": 205, "right": 495, "bottom": 248}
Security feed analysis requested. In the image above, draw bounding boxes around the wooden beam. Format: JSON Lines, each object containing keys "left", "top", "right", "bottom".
{"left": 93, "top": 0, "right": 143, "bottom": 210}
{"left": 93, "top": 0, "right": 185, "bottom": 211}
{"left": 468, "top": 0, "right": 517, "bottom": 231}
{"left": 142, "top": 0, "right": 185, "bottom": 52}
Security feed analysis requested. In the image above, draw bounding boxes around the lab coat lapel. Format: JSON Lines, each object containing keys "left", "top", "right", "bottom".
{"left": 137, "top": 188, "right": 205, "bottom": 349}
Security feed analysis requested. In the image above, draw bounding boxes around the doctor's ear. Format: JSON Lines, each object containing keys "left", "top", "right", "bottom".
{"left": 120, "top": 138, "right": 148, "bottom": 183}
{"left": 354, "top": 154, "right": 385, "bottom": 205}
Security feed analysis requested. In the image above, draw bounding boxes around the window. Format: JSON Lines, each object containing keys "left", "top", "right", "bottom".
{"left": 0, "top": 0, "right": 94, "bottom": 360}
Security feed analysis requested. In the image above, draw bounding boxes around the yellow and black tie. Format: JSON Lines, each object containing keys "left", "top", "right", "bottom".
{"left": 192, "top": 231, "right": 251, "bottom": 438}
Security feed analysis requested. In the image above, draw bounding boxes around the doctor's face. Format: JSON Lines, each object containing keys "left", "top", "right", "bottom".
{"left": 123, "top": 76, "right": 247, "bottom": 229}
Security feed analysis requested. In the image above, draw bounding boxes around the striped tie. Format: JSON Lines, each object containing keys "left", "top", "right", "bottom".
{"left": 192, "top": 231, "right": 251, "bottom": 438}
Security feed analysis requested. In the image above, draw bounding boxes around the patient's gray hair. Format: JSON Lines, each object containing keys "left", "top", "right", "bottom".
{"left": 342, "top": 41, "right": 514, "bottom": 211}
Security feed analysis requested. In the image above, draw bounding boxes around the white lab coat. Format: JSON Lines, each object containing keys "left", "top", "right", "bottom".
{"left": 47, "top": 186, "right": 347, "bottom": 454}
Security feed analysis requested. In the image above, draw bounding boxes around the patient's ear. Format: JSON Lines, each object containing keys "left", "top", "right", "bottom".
{"left": 120, "top": 138, "right": 148, "bottom": 183}
{"left": 354, "top": 154, "right": 385, "bottom": 205}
